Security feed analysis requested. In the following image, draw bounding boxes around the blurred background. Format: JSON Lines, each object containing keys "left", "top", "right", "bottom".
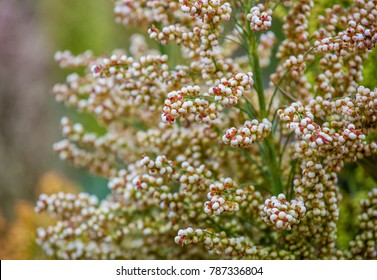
{"left": 0, "top": 0, "right": 376, "bottom": 259}
{"left": 0, "top": 0, "right": 134, "bottom": 258}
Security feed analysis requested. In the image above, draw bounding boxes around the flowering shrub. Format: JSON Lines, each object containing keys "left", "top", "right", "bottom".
{"left": 36, "top": 0, "right": 377, "bottom": 259}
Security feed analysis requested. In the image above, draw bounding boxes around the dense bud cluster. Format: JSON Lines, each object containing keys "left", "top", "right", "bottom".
{"left": 222, "top": 119, "right": 271, "bottom": 148}
{"left": 148, "top": 0, "right": 234, "bottom": 85}
{"left": 174, "top": 227, "right": 268, "bottom": 258}
{"left": 179, "top": 0, "right": 232, "bottom": 23}
{"left": 260, "top": 194, "right": 306, "bottom": 230}
{"left": 204, "top": 178, "right": 249, "bottom": 215}
{"left": 37, "top": 0, "right": 377, "bottom": 260}
{"left": 35, "top": 192, "right": 98, "bottom": 219}
{"left": 315, "top": 27, "right": 377, "bottom": 53}
{"left": 247, "top": 4, "right": 272, "bottom": 32}
{"left": 271, "top": 0, "right": 314, "bottom": 101}
{"left": 140, "top": 155, "right": 175, "bottom": 177}
{"left": 276, "top": 87, "right": 377, "bottom": 257}
{"left": 348, "top": 188, "right": 377, "bottom": 259}
{"left": 54, "top": 51, "right": 192, "bottom": 124}
{"left": 55, "top": 50, "right": 95, "bottom": 69}
{"left": 161, "top": 73, "right": 253, "bottom": 124}
{"left": 35, "top": 193, "right": 131, "bottom": 259}
{"left": 114, "top": 0, "right": 184, "bottom": 27}
{"left": 52, "top": 117, "right": 125, "bottom": 178}
{"left": 315, "top": 0, "right": 377, "bottom": 53}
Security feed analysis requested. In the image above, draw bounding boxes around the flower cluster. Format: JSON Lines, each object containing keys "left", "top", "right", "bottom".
{"left": 315, "top": 4, "right": 377, "bottom": 53}
{"left": 271, "top": 0, "right": 314, "bottom": 101}
{"left": 37, "top": 0, "right": 377, "bottom": 260}
{"left": 54, "top": 52, "right": 193, "bottom": 124}
{"left": 174, "top": 227, "right": 268, "bottom": 259}
{"left": 149, "top": 0, "right": 233, "bottom": 84}
{"left": 161, "top": 73, "right": 253, "bottom": 124}
{"left": 52, "top": 117, "right": 124, "bottom": 178}
{"left": 36, "top": 192, "right": 98, "bottom": 219}
{"left": 180, "top": 0, "right": 232, "bottom": 23}
{"left": 247, "top": 4, "right": 272, "bottom": 32}
{"left": 260, "top": 194, "right": 306, "bottom": 230}
{"left": 347, "top": 188, "right": 377, "bottom": 259}
{"left": 114, "top": 0, "right": 184, "bottom": 27}
{"left": 222, "top": 119, "right": 272, "bottom": 148}
{"left": 204, "top": 178, "right": 248, "bottom": 215}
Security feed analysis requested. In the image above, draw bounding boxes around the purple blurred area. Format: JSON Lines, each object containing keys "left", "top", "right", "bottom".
{"left": 0, "top": 0, "right": 56, "bottom": 219}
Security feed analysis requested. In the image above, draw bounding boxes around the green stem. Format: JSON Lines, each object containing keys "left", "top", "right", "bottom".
{"left": 250, "top": 35, "right": 282, "bottom": 194}
{"left": 248, "top": 35, "right": 267, "bottom": 118}
{"left": 235, "top": 7, "right": 283, "bottom": 195}
{"left": 265, "top": 136, "right": 283, "bottom": 194}
{"left": 249, "top": 34, "right": 283, "bottom": 195}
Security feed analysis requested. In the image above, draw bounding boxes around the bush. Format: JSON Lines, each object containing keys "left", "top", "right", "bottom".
{"left": 36, "top": 0, "right": 377, "bottom": 259}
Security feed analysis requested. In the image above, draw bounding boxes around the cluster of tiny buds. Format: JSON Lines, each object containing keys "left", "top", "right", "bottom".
{"left": 180, "top": 0, "right": 232, "bottom": 23}
{"left": 149, "top": 0, "right": 233, "bottom": 84}
{"left": 140, "top": 155, "right": 175, "bottom": 177}
{"left": 349, "top": 188, "right": 377, "bottom": 259}
{"left": 247, "top": 4, "right": 272, "bottom": 32}
{"left": 222, "top": 119, "right": 272, "bottom": 149}
{"left": 149, "top": 24, "right": 190, "bottom": 46}
{"left": 174, "top": 227, "right": 204, "bottom": 245}
{"left": 90, "top": 54, "right": 168, "bottom": 79}
{"left": 161, "top": 73, "right": 253, "bottom": 124}
{"left": 60, "top": 117, "right": 85, "bottom": 141}
{"left": 131, "top": 174, "right": 164, "bottom": 193}
{"left": 278, "top": 102, "right": 307, "bottom": 122}
{"left": 287, "top": 116, "right": 333, "bottom": 148}
{"left": 174, "top": 227, "right": 267, "bottom": 258}
{"left": 209, "top": 72, "right": 254, "bottom": 105}
{"left": 260, "top": 194, "right": 306, "bottom": 230}
{"left": 338, "top": 86, "right": 377, "bottom": 125}
{"left": 282, "top": 54, "right": 306, "bottom": 79}
{"left": 114, "top": 0, "right": 182, "bottom": 27}
{"left": 315, "top": 19, "right": 377, "bottom": 53}
{"left": 278, "top": 104, "right": 338, "bottom": 152}
{"left": 204, "top": 178, "right": 247, "bottom": 215}
{"left": 35, "top": 192, "right": 99, "bottom": 219}
{"left": 338, "top": 124, "right": 366, "bottom": 142}
{"left": 52, "top": 50, "right": 194, "bottom": 124}
{"left": 161, "top": 85, "right": 205, "bottom": 124}
{"left": 54, "top": 50, "right": 95, "bottom": 69}
{"left": 341, "top": 20, "right": 377, "bottom": 50}
{"left": 173, "top": 161, "right": 212, "bottom": 188}
{"left": 52, "top": 139, "right": 118, "bottom": 179}
{"left": 314, "top": 37, "right": 346, "bottom": 55}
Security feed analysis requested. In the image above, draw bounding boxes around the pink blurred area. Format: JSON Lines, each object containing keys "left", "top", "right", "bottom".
{"left": 0, "top": 0, "right": 57, "bottom": 219}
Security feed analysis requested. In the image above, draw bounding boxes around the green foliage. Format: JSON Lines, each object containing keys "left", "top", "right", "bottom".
{"left": 363, "top": 48, "right": 377, "bottom": 89}
{"left": 38, "top": 0, "right": 131, "bottom": 54}
{"left": 337, "top": 165, "right": 375, "bottom": 249}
